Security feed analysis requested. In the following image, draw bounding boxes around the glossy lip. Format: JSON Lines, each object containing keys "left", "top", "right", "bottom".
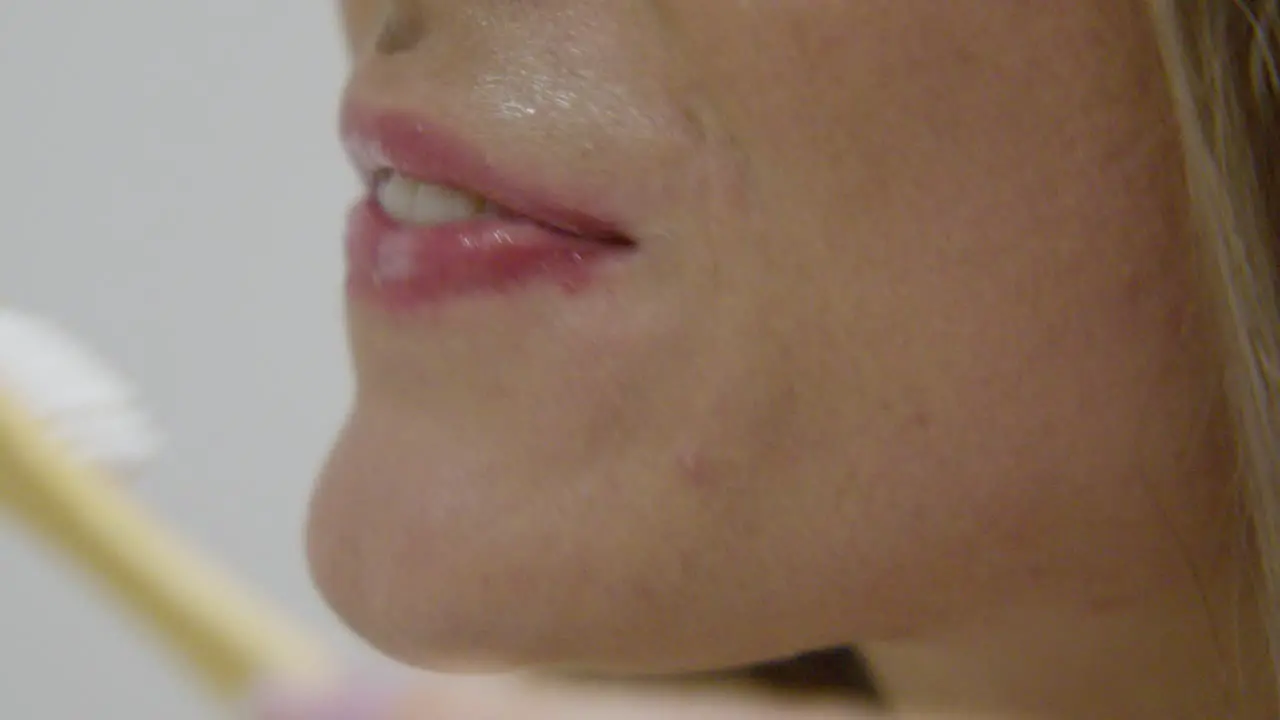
{"left": 344, "top": 197, "right": 629, "bottom": 308}
{"left": 339, "top": 100, "right": 628, "bottom": 240}
{"left": 338, "top": 99, "right": 636, "bottom": 308}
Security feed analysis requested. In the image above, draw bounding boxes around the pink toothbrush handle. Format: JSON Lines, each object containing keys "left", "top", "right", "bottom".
{"left": 250, "top": 673, "right": 409, "bottom": 720}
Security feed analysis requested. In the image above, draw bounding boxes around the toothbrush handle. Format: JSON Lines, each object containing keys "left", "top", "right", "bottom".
{"left": 250, "top": 674, "right": 412, "bottom": 719}
{"left": 0, "top": 390, "right": 332, "bottom": 701}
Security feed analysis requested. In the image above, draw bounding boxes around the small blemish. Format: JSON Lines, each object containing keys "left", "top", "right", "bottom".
{"left": 677, "top": 446, "right": 723, "bottom": 492}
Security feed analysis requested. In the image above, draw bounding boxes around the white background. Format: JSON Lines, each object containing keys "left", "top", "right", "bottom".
{"left": 0, "top": 3, "right": 378, "bottom": 717}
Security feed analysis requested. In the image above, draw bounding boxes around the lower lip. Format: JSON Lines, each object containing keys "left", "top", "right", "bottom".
{"left": 344, "top": 198, "right": 632, "bottom": 309}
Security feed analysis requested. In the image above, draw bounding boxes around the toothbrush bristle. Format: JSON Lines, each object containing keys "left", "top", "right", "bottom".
{"left": 0, "top": 309, "right": 159, "bottom": 474}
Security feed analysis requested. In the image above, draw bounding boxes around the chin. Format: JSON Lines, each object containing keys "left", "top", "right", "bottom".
{"left": 302, "top": 403, "right": 671, "bottom": 675}
{"left": 302, "top": 368, "right": 892, "bottom": 677}
{"left": 304, "top": 417, "right": 544, "bottom": 672}
{"left": 302, "top": 405, "right": 810, "bottom": 677}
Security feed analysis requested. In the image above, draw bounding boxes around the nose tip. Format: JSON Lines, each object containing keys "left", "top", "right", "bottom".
{"left": 375, "top": 0, "right": 426, "bottom": 56}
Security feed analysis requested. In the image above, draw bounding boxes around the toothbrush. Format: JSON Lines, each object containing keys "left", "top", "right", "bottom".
{"left": 0, "top": 308, "right": 335, "bottom": 708}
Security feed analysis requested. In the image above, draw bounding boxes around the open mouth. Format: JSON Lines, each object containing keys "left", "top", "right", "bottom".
{"left": 369, "top": 168, "right": 636, "bottom": 249}
{"left": 339, "top": 102, "right": 638, "bottom": 307}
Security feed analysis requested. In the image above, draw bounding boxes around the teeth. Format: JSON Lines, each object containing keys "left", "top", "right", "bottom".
{"left": 374, "top": 171, "right": 489, "bottom": 226}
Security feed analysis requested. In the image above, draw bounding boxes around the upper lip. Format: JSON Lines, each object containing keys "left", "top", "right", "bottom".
{"left": 339, "top": 98, "right": 628, "bottom": 241}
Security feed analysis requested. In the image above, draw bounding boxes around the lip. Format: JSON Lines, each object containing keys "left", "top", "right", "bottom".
{"left": 339, "top": 101, "right": 635, "bottom": 308}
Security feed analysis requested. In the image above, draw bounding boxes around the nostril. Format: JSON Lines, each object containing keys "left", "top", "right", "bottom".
{"left": 375, "top": 0, "right": 426, "bottom": 56}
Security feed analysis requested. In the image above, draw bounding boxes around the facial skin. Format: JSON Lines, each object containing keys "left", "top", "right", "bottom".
{"left": 309, "top": 1, "right": 1256, "bottom": 715}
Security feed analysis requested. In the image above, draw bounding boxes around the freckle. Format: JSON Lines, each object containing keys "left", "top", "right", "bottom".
{"left": 678, "top": 447, "right": 718, "bottom": 491}
{"left": 909, "top": 410, "right": 932, "bottom": 430}
{"left": 1123, "top": 272, "right": 1147, "bottom": 305}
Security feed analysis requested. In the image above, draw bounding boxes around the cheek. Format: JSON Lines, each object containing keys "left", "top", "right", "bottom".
{"left": 665, "top": 2, "right": 1228, "bottom": 632}
{"left": 706, "top": 234, "right": 1224, "bottom": 644}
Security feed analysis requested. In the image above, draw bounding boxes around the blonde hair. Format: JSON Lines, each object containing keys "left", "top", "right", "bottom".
{"left": 1149, "top": 0, "right": 1280, "bottom": 700}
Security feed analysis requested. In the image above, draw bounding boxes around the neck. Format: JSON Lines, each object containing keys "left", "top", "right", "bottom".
{"left": 862, "top": 582, "right": 1275, "bottom": 719}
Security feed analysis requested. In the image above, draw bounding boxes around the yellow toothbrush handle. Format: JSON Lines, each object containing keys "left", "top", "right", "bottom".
{"left": 0, "top": 390, "right": 332, "bottom": 700}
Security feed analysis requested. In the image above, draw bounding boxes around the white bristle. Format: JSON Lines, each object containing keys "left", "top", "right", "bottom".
{"left": 0, "top": 309, "right": 159, "bottom": 475}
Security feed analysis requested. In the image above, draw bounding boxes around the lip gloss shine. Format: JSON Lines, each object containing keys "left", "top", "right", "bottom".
{"left": 340, "top": 104, "right": 635, "bottom": 309}
{"left": 344, "top": 198, "right": 625, "bottom": 308}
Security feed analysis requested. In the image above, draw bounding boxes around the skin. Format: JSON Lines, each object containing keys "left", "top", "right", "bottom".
{"left": 305, "top": 1, "right": 1272, "bottom": 717}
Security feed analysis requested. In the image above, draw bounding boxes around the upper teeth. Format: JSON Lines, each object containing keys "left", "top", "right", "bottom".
{"left": 375, "top": 171, "right": 492, "bottom": 226}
